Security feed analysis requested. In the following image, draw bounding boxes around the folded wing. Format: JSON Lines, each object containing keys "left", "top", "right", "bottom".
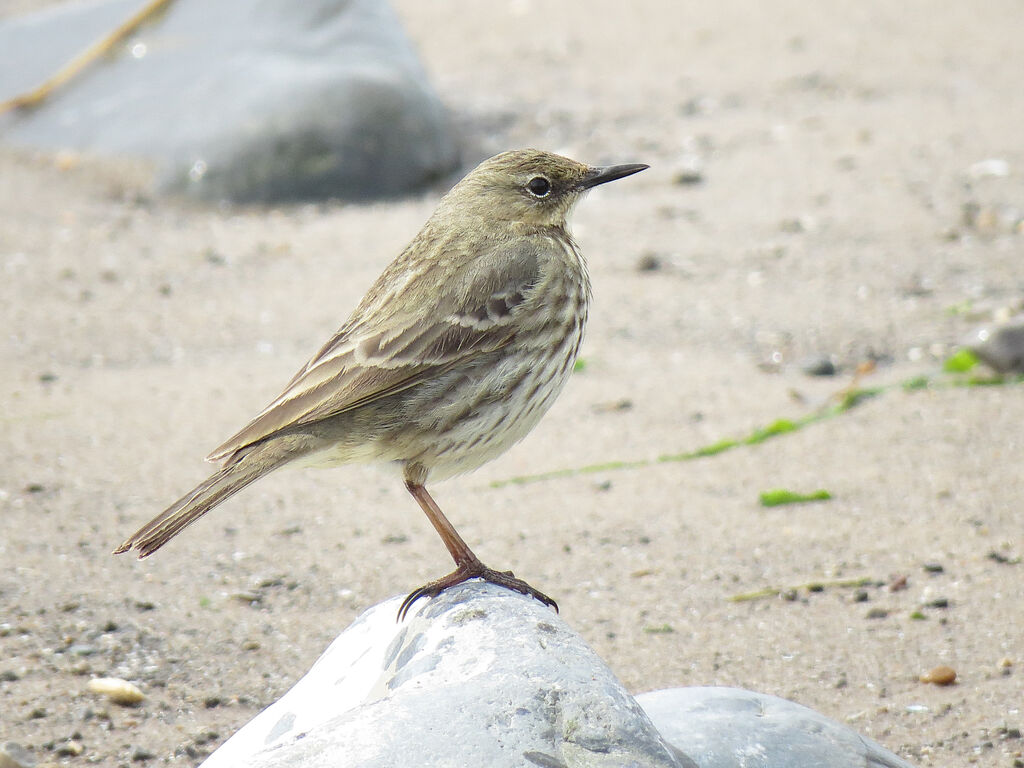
{"left": 206, "top": 238, "right": 545, "bottom": 463}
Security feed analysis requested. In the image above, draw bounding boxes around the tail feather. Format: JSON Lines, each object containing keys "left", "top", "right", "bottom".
{"left": 114, "top": 448, "right": 288, "bottom": 558}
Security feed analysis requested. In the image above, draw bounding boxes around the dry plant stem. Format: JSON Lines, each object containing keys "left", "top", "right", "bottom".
{"left": 0, "top": 0, "right": 176, "bottom": 114}
{"left": 728, "top": 577, "right": 874, "bottom": 603}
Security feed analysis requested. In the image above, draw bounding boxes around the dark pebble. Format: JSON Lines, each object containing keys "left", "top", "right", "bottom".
{"left": 865, "top": 608, "right": 889, "bottom": 619}
{"left": 672, "top": 169, "right": 704, "bottom": 185}
{"left": 987, "top": 550, "right": 1020, "bottom": 565}
{"left": 636, "top": 252, "right": 663, "bottom": 271}
{"left": 927, "top": 598, "right": 950, "bottom": 609}
{"left": 131, "top": 746, "right": 156, "bottom": 762}
{"left": 800, "top": 356, "right": 837, "bottom": 376}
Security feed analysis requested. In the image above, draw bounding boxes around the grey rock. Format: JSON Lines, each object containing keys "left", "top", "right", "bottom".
{"left": 0, "top": 0, "right": 458, "bottom": 202}
{"left": 636, "top": 687, "right": 916, "bottom": 768}
{"left": 200, "top": 583, "right": 915, "bottom": 768}
{"left": 799, "top": 354, "right": 837, "bottom": 376}
{"left": 0, "top": 742, "right": 35, "bottom": 768}
{"left": 964, "top": 315, "right": 1024, "bottom": 373}
{"left": 202, "top": 583, "right": 689, "bottom": 768}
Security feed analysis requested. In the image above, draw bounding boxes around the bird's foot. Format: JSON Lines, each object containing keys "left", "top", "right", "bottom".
{"left": 397, "top": 560, "right": 558, "bottom": 621}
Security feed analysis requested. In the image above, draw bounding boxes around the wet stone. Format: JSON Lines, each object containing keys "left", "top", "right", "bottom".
{"left": 0, "top": 0, "right": 458, "bottom": 203}
{"left": 0, "top": 742, "right": 35, "bottom": 768}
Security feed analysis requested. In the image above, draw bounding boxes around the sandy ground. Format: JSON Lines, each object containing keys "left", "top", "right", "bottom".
{"left": 2, "top": 1, "right": 1023, "bottom": 766}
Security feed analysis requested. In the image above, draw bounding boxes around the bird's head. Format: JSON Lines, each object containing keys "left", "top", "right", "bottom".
{"left": 441, "top": 149, "right": 647, "bottom": 230}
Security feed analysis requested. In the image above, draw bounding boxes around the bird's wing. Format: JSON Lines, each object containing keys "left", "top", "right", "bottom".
{"left": 205, "top": 238, "right": 545, "bottom": 463}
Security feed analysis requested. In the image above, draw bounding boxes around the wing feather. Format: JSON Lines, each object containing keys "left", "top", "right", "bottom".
{"left": 205, "top": 238, "right": 544, "bottom": 462}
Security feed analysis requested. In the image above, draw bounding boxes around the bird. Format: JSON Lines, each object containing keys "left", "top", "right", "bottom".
{"left": 114, "top": 149, "right": 648, "bottom": 619}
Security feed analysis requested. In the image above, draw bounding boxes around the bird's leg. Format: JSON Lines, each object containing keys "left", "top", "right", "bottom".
{"left": 398, "top": 481, "right": 557, "bottom": 620}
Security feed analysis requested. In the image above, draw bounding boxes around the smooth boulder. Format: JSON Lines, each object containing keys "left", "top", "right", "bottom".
{"left": 200, "top": 582, "right": 916, "bottom": 768}
{"left": 0, "top": 0, "right": 458, "bottom": 202}
{"left": 638, "top": 687, "right": 915, "bottom": 768}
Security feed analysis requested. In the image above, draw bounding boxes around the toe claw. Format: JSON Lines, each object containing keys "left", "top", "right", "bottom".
{"left": 396, "top": 561, "right": 557, "bottom": 621}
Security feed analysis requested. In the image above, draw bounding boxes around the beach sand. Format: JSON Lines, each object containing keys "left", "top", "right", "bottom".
{"left": 1, "top": 1, "right": 1021, "bottom": 765}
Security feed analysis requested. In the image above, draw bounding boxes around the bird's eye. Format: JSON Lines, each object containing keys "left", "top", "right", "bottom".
{"left": 526, "top": 176, "right": 551, "bottom": 198}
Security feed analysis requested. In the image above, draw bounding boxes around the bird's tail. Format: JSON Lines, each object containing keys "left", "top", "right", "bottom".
{"left": 113, "top": 445, "right": 290, "bottom": 558}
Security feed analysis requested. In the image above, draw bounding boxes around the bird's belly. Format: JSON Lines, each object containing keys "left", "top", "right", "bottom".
{"left": 404, "top": 342, "right": 579, "bottom": 481}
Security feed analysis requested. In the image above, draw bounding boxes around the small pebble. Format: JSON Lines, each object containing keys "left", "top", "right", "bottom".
{"left": 865, "top": 608, "right": 889, "bottom": 619}
{"left": 922, "top": 562, "right": 944, "bottom": 573}
{"left": 54, "top": 741, "right": 83, "bottom": 757}
{"left": 965, "top": 316, "right": 1024, "bottom": 374}
{"left": 672, "top": 157, "right": 704, "bottom": 185}
{"left": 635, "top": 252, "right": 663, "bottom": 272}
{"left": 888, "top": 574, "right": 908, "bottom": 592}
{"left": 799, "top": 355, "right": 836, "bottom": 376}
{"left": 968, "top": 158, "right": 1010, "bottom": 178}
{"left": 853, "top": 589, "right": 869, "bottom": 603}
{"left": 230, "top": 591, "right": 262, "bottom": 604}
{"left": 919, "top": 665, "right": 957, "bottom": 686}
{"left": 591, "top": 399, "right": 633, "bottom": 413}
{"left": 87, "top": 677, "right": 144, "bottom": 705}
{"left": 926, "top": 597, "right": 949, "bottom": 609}
{"left": 131, "top": 746, "right": 155, "bottom": 762}
{"left": 987, "top": 550, "right": 1020, "bottom": 564}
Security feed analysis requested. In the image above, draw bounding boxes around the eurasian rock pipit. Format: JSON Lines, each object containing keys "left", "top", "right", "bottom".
{"left": 115, "top": 149, "right": 647, "bottom": 619}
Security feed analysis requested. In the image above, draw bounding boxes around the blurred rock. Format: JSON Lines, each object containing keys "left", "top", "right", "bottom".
{"left": 967, "top": 158, "right": 1010, "bottom": 179}
{"left": 201, "top": 583, "right": 916, "bottom": 768}
{"left": 799, "top": 355, "right": 837, "bottom": 376}
{"left": 638, "top": 687, "right": 916, "bottom": 768}
{"left": 964, "top": 315, "right": 1024, "bottom": 373}
{"left": 672, "top": 156, "right": 704, "bottom": 185}
{"left": 0, "top": 0, "right": 458, "bottom": 203}
{"left": 0, "top": 742, "right": 35, "bottom": 768}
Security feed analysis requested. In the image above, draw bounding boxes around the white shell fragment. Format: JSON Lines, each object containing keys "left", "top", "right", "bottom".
{"left": 87, "top": 677, "right": 145, "bottom": 705}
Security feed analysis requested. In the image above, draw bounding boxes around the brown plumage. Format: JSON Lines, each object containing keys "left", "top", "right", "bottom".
{"left": 114, "top": 149, "right": 647, "bottom": 618}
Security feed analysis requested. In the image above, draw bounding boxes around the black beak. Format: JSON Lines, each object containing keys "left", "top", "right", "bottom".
{"left": 579, "top": 163, "right": 649, "bottom": 190}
